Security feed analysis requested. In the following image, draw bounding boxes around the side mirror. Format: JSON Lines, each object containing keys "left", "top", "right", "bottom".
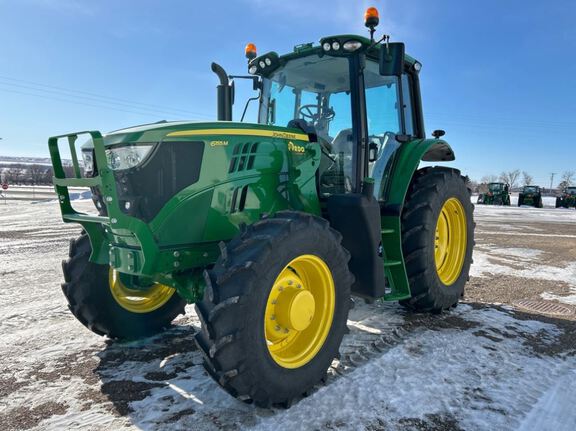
{"left": 368, "top": 142, "right": 379, "bottom": 162}
{"left": 432, "top": 129, "right": 445, "bottom": 139}
{"left": 379, "top": 42, "right": 405, "bottom": 76}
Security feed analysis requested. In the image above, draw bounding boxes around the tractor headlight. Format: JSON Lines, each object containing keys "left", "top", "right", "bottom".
{"left": 322, "top": 42, "right": 331, "bottom": 51}
{"left": 82, "top": 150, "right": 94, "bottom": 175}
{"left": 105, "top": 144, "right": 154, "bottom": 171}
{"left": 331, "top": 41, "right": 341, "bottom": 50}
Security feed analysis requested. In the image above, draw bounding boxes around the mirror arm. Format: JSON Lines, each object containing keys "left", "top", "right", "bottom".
{"left": 240, "top": 90, "right": 262, "bottom": 122}
{"left": 369, "top": 34, "right": 389, "bottom": 50}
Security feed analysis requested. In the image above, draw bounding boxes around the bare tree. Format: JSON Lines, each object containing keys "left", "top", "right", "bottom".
{"left": 6, "top": 167, "right": 23, "bottom": 184}
{"left": 500, "top": 170, "right": 520, "bottom": 189}
{"left": 562, "top": 170, "right": 574, "bottom": 186}
{"left": 43, "top": 167, "right": 54, "bottom": 184}
{"left": 28, "top": 164, "right": 48, "bottom": 185}
{"left": 557, "top": 170, "right": 575, "bottom": 191}
{"left": 521, "top": 171, "right": 533, "bottom": 186}
{"left": 481, "top": 175, "right": 499, "bottom": 184}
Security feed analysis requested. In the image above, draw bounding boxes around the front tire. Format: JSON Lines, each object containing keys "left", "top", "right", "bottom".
{"left": 61, "top": 233, "right": 186, "bottom": 339}
{"left": 400, "top": 167, "right": 474, "bottom": 312}
{"left": 195, "top": 211, "right": 353, "bottom": 407}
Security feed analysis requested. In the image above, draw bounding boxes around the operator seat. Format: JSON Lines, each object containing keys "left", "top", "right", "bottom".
{"left": 331, "top": 128, "right": 353, "bottom": 155}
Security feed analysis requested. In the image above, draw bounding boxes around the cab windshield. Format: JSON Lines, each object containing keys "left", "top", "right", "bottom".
{"left": 260, "top": 55, "right": 351, "bottom": 142}
{"left": 523, "top": 186, "right": 538, "bottom": 193}
{"left": 566, "top": 187, "right": 576, "bottom": 195}
{"left": 259, "top": 53, "right": 403, "bottom": 196}
{"left": 489, "top": 183, "right": 504, "bottom": 192}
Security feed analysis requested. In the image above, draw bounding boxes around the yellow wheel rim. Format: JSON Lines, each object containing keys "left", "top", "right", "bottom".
{"left": 434, "top": 198, "right": 467, "bottom": 286}
{"left": 264, "top": 255, "right": 335, "bottom": 369}
{"left": 109, "top": 269, "right": 176, "bottom": 313}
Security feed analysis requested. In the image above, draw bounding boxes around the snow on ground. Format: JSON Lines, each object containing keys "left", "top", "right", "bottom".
{"left": 471, "top": 195, "right": 558, "bottom": 209}
{"left": 1, "top": 200, "right": 575, "bottom": 430}
{"left": 472, "top": 204, "right": 576, "bottom": 307}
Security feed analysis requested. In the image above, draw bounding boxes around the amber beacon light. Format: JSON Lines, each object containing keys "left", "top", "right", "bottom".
{"left": 364, "top": 7, "right": 380, "bottom": 27}
{"left": 245, "top": 43, "right": 257, "bottom": 61}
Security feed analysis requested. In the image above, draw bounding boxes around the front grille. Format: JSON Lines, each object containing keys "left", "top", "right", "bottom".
{"left": 113, "top": 141, "right": 204, "bottom": 222}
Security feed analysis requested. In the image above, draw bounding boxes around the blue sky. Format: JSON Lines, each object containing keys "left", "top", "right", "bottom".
{"left": 0, "top": 0, "right": 574, "bottom": 185}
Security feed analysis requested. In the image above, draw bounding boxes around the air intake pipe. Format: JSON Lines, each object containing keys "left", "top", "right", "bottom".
{"left": 211, "top": 62, "right": 233, "bottom": 121}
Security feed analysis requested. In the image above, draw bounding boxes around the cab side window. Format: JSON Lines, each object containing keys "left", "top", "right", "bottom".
{"left": 401, "top": 74, "right": 415, "bottom": 136}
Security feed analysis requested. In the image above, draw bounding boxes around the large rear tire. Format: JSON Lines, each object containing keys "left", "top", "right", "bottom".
{"left": 400, "top": 167, "right": 474, "bottom": 312}
{"left": 61, "top": 233, "right": 186, "bottom": 339}
{"left": 195, "top": 211, "right": 353, "bottom": 407}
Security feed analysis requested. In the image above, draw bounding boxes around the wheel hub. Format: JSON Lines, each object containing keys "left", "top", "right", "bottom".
{"left": 277, "top": 287, "right": 316, "bottom": 331}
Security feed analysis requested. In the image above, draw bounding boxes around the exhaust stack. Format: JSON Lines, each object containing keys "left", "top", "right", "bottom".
{"left": 211, "top": 62, "right": 233, "bottom": 121}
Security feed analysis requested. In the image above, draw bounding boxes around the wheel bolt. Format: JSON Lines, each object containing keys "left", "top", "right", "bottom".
{"left": 275, "top": 325, "right": 281, "bottom": 331}
{"left": 270, "top": 315, "right": 276, "bottom": 320}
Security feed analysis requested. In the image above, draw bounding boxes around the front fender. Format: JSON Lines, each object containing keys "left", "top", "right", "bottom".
{"left": 385, "top": 138, "right": 455, "bottom": 212}
{"left": 422, "top": 140, "right": 455, "bottom": 162}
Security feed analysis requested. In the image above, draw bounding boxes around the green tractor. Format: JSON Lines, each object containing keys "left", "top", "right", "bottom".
{"left": 477, "top": 182, "right": 510, "bottom": 206}
{"left": 518, "top": 185, "right": 543, "bottom": 208}
{"left": 49, "top": 8, "right": 474, "bottom": 407}
{"left": 556, "top": 186, "right": 576, "bottom": 208}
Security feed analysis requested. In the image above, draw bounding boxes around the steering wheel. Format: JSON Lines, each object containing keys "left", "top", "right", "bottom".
{"left": 298, "top": 104, "right": 318, "bottom": 121}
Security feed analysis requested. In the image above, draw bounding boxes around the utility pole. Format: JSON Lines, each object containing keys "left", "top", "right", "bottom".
{"left": 549, "top": 173, "right": 556, "bottom": 193}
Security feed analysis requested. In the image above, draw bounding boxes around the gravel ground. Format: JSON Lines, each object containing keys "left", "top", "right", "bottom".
{"left": 0, "top": 200, "right": 575, "bottom": 431}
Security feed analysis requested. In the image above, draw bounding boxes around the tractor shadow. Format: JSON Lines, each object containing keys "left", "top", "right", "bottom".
{"left": 90, "top": 302, "right": 576, "bottom": 430}
{"left": 92, "top": 316, "right": 259, "bottom": 429}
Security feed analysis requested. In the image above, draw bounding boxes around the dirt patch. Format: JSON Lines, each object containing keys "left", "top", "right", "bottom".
{"left": 0, "top": 401, "right": 68, "bottom": 430}
{"left": 466, "top": 276, "right": 574, "bottom": 319}
{"left": 510, "top": 308, "right": 576, "bottom": 357}
{"left": 100, "top": 380, "right": 164, "bottom": 415}
{"left": 0, "top": 376, "right": 27, "bottom": 399}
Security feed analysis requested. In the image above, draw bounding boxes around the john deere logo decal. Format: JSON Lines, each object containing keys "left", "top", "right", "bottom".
{"left": 288, "top": 141, "right": 305, "bottom": 154}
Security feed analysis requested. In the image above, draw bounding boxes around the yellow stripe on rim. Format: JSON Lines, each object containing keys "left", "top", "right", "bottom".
{"left": 166, "top": 128, "right": 310, "bottom": 142}
{"left": 109, "top": 269, "right": 176, "bottom": 313}
{"left": 434, "top": 197, "right": 467, "bottom": 286}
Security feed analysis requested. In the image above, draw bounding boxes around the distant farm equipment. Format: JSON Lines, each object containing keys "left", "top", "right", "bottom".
{"left": 477, "top": 183, "right": 510, "bottom": 206}
{"left": 556, "top": 187, "right": 576, "bottom": 209}
{"left": 518, "top": 185, "right": 543, "bottom": 208}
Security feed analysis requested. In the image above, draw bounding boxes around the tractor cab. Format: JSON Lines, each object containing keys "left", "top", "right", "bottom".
{"left": 522, "top": 185, "right": 540, "bottom": 194}
{"left": 488, "top": 182, "right": 507, "bottom": 193}
{"left": 251, "top": 38, "right": 423, "bottom": 199}
{"left": 248, "top": 35, "right": 427, "bottom": 201}
{"left": 566, "top": 187, "right": 576, "bottom": 196}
